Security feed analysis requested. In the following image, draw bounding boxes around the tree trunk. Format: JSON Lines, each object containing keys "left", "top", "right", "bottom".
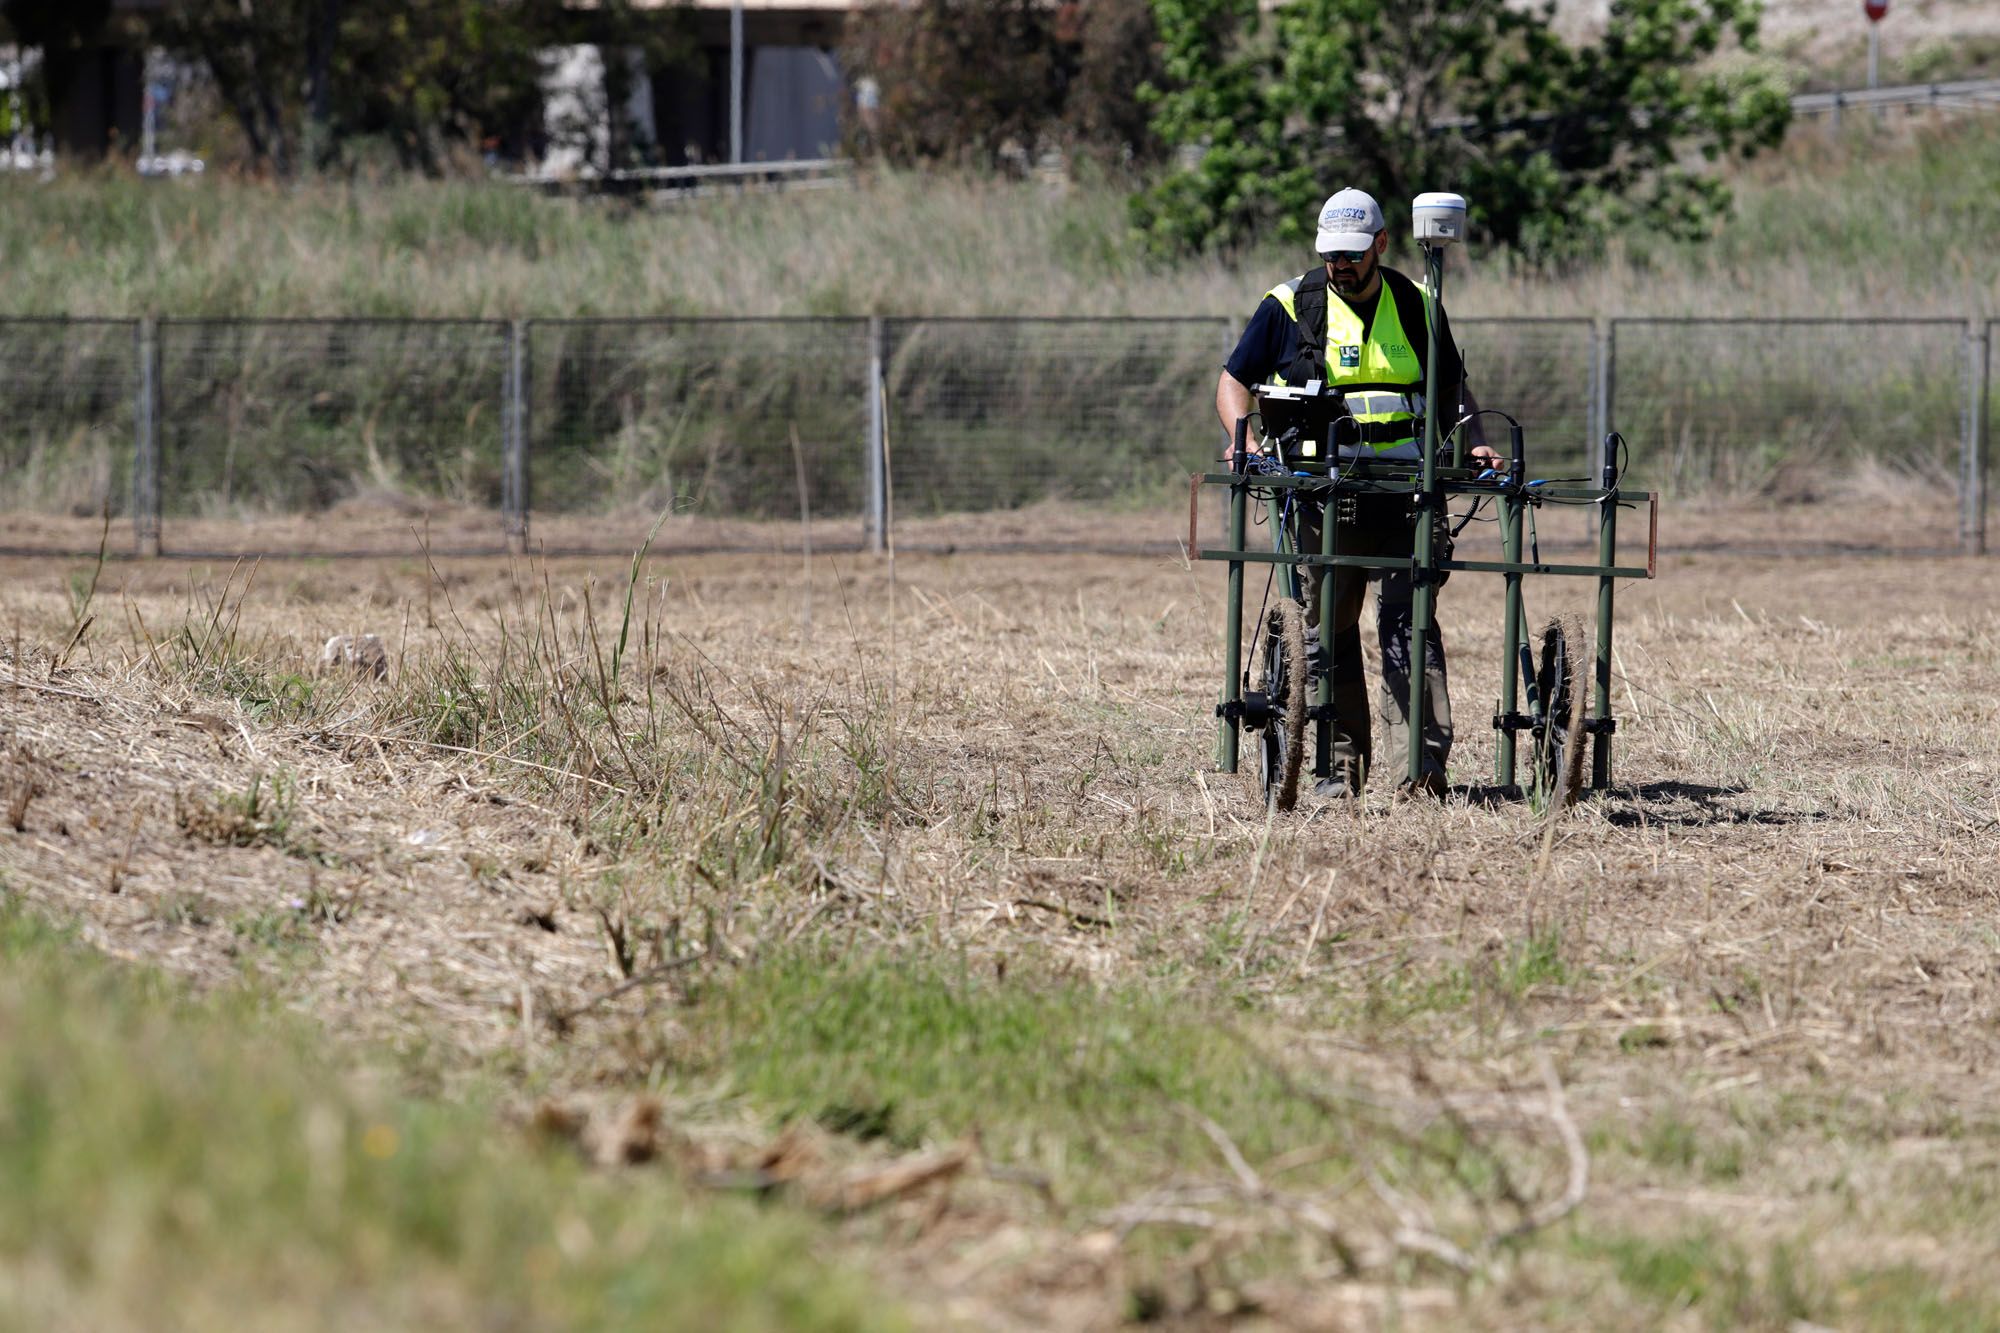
{"left": 305, "top": 0, "right": 339, "bottom": 169}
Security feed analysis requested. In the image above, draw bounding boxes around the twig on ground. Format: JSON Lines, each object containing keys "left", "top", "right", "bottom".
{"left": 818, "top": 1140, "right": 973, "bottom": 1213}
{"left": 1497, "top": 1055, "right": 1590, "bottom": 1241}
{"left": 1013, "top": 897, "right": 1114, "bottom": 930}
{"left": 1, "top": 677, "right": 100, "bottom": 702}
{"left": 544, "top": 949, "right": 709, "bottom": 1033}
{"left": 1101, "top": 1045, "right": 1592, "bottom": 1284}
{"left": 327, "top": 730, "right": 630, "bottom": 796}
{"left": 1179, "top": 1101, "right": 1265, "bottom": 1194}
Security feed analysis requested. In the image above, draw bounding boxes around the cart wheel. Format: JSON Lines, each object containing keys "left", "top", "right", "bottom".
{"left": 1529, "top": 615, "right": 1589, "bottom": 812}
{"left": 1249, "top": 600, "right": 1310, "bottom": 811}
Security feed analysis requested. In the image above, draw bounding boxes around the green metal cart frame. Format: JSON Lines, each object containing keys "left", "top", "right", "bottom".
{"left": 1194, "top": 246, "right": 1657, "bottom": 801}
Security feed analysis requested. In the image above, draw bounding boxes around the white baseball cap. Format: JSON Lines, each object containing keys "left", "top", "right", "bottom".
{"left": 1314, "top": 188, "right": 1384, "bottom": 254}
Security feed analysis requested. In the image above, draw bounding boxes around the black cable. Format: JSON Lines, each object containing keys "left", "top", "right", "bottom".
{"left": 1451, "top": 495, "right": 1489, "bottom": 537}
{"left": 1447, "top": 406, "right": 1523, "bottom": 460}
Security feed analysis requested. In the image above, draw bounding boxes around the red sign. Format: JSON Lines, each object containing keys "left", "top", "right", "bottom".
{"left": 1864, "top": 0, "right": 1887, "bottom": 20}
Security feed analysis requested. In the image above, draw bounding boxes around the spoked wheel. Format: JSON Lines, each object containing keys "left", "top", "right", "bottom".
{"left": 1247, "top": 600, "right": 1310, "bottom": 811}
{"left": 1528, "top": 615, "right": 1589, "bottom": 812}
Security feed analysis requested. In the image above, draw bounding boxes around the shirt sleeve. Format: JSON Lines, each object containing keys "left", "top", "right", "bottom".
{"left": 1223, "top": 296, "right": 1297, "bottom": 386}
{"left": 1431, "top": 301, "right": 1489, "bottom": 445}
{"left": 1432, "top": 301, "right": 1467, "bottom": 398}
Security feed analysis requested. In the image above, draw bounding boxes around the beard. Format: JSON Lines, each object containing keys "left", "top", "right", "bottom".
{"left": 1328, "top": 253, "right": 1377, "bottom": 297}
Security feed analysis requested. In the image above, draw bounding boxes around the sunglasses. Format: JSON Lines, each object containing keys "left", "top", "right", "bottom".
{"left": 1322, "top": 248, "right": 1373, "bottom": 264}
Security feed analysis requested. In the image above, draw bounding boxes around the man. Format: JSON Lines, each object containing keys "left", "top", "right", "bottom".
{"left": 1215, "top": 187, "right": 1499, "bottom": 799}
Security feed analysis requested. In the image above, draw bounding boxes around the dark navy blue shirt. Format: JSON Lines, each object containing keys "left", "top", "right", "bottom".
{"left": 1224, "top": 276, "right": 1467, "bottom": 394}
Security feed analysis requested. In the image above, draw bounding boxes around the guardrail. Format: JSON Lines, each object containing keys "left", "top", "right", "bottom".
{"left": 517, "top": 157, "right": 853, "bottom": 199}
{"left": 1790, "top": 77, "right": 2000, "bottom": 119}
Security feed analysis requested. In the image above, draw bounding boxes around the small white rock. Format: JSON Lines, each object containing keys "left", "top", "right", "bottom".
{"left": 319, "top": 633, "right": 390, "bottom": 680}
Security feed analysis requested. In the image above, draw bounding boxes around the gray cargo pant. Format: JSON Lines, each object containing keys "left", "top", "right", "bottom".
{"left": 1293, "top": 495, "right": 1453, "bottom": 791}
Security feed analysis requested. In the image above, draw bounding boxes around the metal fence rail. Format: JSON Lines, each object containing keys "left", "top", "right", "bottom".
{"left": 1790, "top": 77, "right": 2000, "bottom": 120}
{"left": 0, "top": 313, "right": 1991, "bottom": 557}
{"left": 1977, "top": 321, "right": 1995, "bottom": 554}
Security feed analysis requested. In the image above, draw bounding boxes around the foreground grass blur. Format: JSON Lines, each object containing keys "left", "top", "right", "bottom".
{"left": 0, "top": 900, "right": 898, "bottom": 1333}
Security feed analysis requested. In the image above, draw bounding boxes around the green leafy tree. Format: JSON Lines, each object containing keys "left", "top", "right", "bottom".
{"left": 1133, "top": 0, "right": 1792, "bottom": 259}
{"left": 328, "top": 0, "right": 557, "bottom": 173}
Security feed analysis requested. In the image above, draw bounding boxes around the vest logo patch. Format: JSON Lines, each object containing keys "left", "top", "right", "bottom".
{"left": 1338, "top": 345, "right": 1361, "bottom": 369}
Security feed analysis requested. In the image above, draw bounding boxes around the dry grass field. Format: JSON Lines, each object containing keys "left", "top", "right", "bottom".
{"left": 3, "top": 494, "right": 1999, "bottom": 1330}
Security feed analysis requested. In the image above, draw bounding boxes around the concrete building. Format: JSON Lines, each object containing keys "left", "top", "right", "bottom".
{"left": 646, "top": 0, "right": 851, "bottom": 164}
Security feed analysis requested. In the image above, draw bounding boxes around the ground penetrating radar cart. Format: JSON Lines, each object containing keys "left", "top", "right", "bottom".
{"left": 1194, "top": 193, "right": 1659, "bottom": 810}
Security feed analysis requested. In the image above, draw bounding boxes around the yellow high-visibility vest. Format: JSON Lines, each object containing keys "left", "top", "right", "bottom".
{"left": 1265, "top": 272, "right": 1430, "bottom": 459}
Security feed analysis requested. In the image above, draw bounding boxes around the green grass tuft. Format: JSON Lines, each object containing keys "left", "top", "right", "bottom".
{"left": 673, "top": 950, "right": 1340, "bottom": 1203}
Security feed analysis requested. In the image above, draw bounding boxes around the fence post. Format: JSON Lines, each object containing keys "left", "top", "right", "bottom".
{"left": 133, "top": 317, "right": 161, "bottom": 557}
{"left": 1603, "top": 319, "right": 1618, "bottom": 444}
{"left": 1584, "top": 316, "right": 1616, "bottom": 536}
{"left": 505, "top": 319, "right": 529, "bottom": 554}
{"left": 865, "top": 316, "right": 886, "bottom": 553}
{"left": 1588, "top": 320, "right": 1608, "bottom": 471}
{"left": 1965, "top": 320, "right": 1989, "bottom": 556}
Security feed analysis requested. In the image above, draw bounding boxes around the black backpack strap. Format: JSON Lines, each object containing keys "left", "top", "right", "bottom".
{"left": 1281, "top": 267, "right": 1329, "bottom": 385}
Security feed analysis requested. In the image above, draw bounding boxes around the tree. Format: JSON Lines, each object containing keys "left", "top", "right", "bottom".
{"left": 1065, "top": 0, "right": 1167, "bottom": 161}
{"left": 841, "top": 0, "right": 1165, "bottom": 168}
{"left": 842, "top": 0, "right": 1070, "bottom": 166}
{"left": 152, "top": 0, "right": 682, "bottom": 176}
{"left": 156, "top": 0, "right": 308, "bottom": 174}
{"left": 1, "top": 0, "right": 114, "bottom": 154}
{"left": 325, "top": 0, "right": 556, "bottom": 173}
{"left": 1132, "top": 0, "right": 1792, "bottom": 260}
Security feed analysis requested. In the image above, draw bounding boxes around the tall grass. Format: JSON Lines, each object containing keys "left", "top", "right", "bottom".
{"left": 4, "top": 114, "right": 1999, "bottom": 321}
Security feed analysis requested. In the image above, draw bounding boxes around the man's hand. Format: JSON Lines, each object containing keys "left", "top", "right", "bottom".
{"left": 1459, "top": 386, "right": 1502, "bottom": 469}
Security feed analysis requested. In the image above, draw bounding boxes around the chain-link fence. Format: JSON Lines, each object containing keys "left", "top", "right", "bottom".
{"left": 1609, "top": 318, "right": 1966, "bottom": 490}
{"left": 1454, "top": 317, "right": 1600, "bottom": 544}
{"left": 1456, "top": 319, "right": 1596, "bottom": 479}
{"left": 0, "top": 313, "right": 1991, "bottom": 557}
{"left": 0, "top": 319, "right": 138, "bottom": 553}
{"left": 882, "top": 317, "right": 1227, "bottom": 516}
{"left": 1609, "top": 318, "right": 1973, "bottom": 551}
{"left": 526, "top": 318, "right": 872, "bottom": 553}
{"left": 152, "top": 319, "right": 510, "bottom": 555}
